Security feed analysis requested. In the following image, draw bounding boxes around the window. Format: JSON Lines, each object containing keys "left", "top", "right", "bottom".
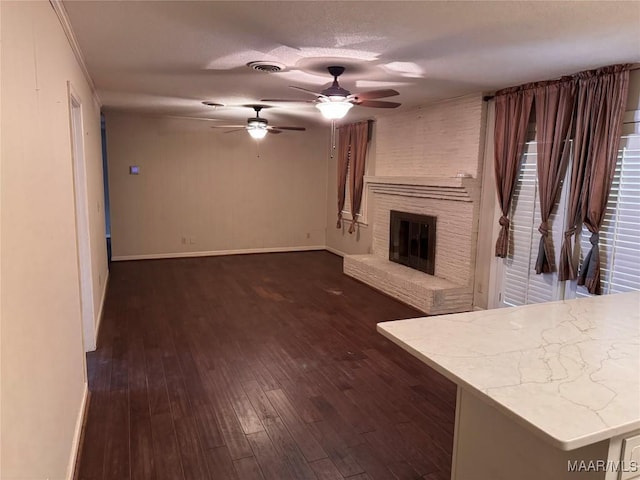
{"left": 572, "top": 132, "right": 640, "bottom": 298}
{"left": 342, "top": 154, "right": 355, "bottom": 219}
{"left": 499, "top": 140, "right": 567, "bottom": 307}
{"left": 495, "top": 124, "right": 640, "bottom": 307}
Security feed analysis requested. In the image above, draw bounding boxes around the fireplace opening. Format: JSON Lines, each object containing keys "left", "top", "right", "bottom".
{"left": 389, "top": 210, "right": 436, "bottom": 275}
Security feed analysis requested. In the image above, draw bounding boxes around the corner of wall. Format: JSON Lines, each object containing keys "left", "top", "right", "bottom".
{"left": 473, "top": 98, "right": 498, "bottom": 310}
{"left": 66, "top": 383, "right": 89, "bottom": 480}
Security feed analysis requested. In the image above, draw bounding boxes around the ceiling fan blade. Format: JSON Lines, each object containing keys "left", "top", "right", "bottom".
{"left": 289, "top": 86, "right": 327, "bottom": 97}
{"left": 223, "top": 128, "right": 246, "bottom": 134}
{"left": 351, "top": 89, "right": 400, "bottom": 100}
{"left": 211, "top": 125, "right": 246, "bottom": 129}
{"left": 260, "top": 98, "right": 314, "bottom": 103}
{"left": 271, "top": 126, "right": 306, "bottom": 131}
{"left": 356, "top": 99, "right": 402, "bottom": 108}
{"left": 268, "top": 129, "right": 283, "bottom": 134}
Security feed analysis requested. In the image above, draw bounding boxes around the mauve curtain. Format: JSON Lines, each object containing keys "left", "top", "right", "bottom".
{"left": 494, "top": 87, "right": 534, "bottom": 257}
{"left": 336, "top": 125, "right": 351, "bottom": 228}
{"left": 533, "top": 79, "right": 575, "bottom": 274}
{"left": 348, "top": 121, "right": 370, "bottom": 234}
{"left": 573, "top": 65, "right": 630, "bottom": 294}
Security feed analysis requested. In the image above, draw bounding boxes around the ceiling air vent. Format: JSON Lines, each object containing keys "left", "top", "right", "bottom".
{"left": 247, "top": 61, "right": 285, "bottom": 73}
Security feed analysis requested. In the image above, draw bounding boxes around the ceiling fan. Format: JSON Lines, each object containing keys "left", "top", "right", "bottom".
{"left": 262, "top": 66, "right": 401, "bottom": 120}
{"left": 210, "top": 105, "right": 306, "bottom": 139}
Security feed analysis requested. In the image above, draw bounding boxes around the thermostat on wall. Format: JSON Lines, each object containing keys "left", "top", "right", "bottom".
{"left": 129, "top": 166, "right": 140, "bottom": 175}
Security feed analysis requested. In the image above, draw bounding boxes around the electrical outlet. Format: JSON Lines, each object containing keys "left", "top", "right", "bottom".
{"left": 190, "top": 237, "right": 196, "bottom": 245}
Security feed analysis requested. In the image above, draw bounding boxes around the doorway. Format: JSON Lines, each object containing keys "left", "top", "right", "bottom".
{"left": 69, "top": 83, "right": 97, "bottom": 352}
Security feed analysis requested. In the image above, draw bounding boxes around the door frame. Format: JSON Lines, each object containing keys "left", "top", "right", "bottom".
{"left": 68, "top": 82, "right": 96, "bottom": 353}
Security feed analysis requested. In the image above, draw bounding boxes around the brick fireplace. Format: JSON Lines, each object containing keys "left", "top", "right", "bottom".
{"left": 343, "top": 175, "right": 481, "bottom": 315}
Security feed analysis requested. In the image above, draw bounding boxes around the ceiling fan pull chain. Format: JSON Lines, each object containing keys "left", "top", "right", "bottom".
{"left": 330, "top": 120, "right": 336, "bottom": 158}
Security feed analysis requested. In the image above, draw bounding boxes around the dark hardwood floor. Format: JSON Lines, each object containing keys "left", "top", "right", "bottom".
{"left": 75, "top": 251, "right": 456, "bottom": 480}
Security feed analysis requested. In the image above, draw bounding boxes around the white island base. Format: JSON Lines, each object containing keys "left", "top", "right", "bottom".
{"left": 453, "top": 389, "right": 638, "bottom": 480}
{"left": 378, "top": 292, "right": 640, "bottom": 480}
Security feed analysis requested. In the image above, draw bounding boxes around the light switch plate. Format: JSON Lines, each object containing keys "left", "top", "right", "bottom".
{"left": 620, "top": 434, "right": 640, "bottom": 480}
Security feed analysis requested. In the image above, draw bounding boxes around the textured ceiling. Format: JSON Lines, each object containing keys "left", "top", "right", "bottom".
{"left": 63, "top": 1, "right": 640, "bottom": 128}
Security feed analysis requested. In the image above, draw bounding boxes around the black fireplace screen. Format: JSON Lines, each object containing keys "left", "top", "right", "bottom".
{"left": 389, "top": 210, "right": 436, "bottom": 275}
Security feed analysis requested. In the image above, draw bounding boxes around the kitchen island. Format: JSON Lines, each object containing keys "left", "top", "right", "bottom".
{"left": 378, "top": 292, "right": 640, "bottom": 480}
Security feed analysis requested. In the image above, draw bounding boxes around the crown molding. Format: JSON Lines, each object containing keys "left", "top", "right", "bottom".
{"left": 49, "top": 0, "right": 101, "bottom": 107}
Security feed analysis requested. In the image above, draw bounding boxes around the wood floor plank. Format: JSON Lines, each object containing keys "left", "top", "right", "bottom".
{"left": 246, "top": 430, "right": 296, "bottom": 480}
{"left": 278, "top": 378, "right": 324, "bottom": 424}
{"left": 204, "top": 390, "right": 254, "bottom": 460}
{"left": 150, "top": 412, "right": 184, "bottom": 480}
{"left": 363, "top": 426, "right": 436, "bottom": 478}
{"left": 308, "top": 458, "right": 344, "bottom": 480}
{"left": 265, "top": 389, "right": 327, "bottom": 462}
{"left": 262, "top": 416, "right": 318, "bottom": 480}
{"left": 203, "top": 445, "right": 239, "bottom": 480}
{"left": 211, "top": 367, "right": 265, "bottom": 435}
{"left": 233, "top": 456, "right": 266, "bottom": 480}
{"left": 309, "top": 394, "right": 363, "bottom": 448}
{"left": 75, "top": 252, "right": 455, "bottom": 480}
{"left": 145, "top": 347, "right": 171, "bottom": 416}
{"left": 130, "top": 414, "right": 155, "bottom": 480}
{"left": 347, "top": 442, "right": 398, "bottom": 480}
{"left": 76, "top": 392, "right": 108, "bottom": 480}
{"left": 307, "top": 421, "right": 364, "bottom": 478}
{"left": 193, "top": 405, "right": 225, "bottom": 450}
{"left": 174, "top": 416, "right": 211, "bottom": 480}
{"left": 163, "top": 354, "right": 193, "bottom": 421}
{"left": 242, "top": 379, "right": 279, "bottom": 421}
{"left": 109, "top": 336, "right": 129, "bottom": 391}
{"left": 102, "top": 390, "right": 129, "bottom": 479}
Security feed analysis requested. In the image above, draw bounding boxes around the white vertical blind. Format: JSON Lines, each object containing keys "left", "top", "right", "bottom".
{"left": 499, "top": 131, "right": 640, "bottom": 306}
{"left": 575, "top": 133, "right": 640, "bottom": 297}
{"left": 500, "top": 141, "right": 566, "bottom": 306}
{"left": 342, "top": 157, "right": 353, "bottom": 217}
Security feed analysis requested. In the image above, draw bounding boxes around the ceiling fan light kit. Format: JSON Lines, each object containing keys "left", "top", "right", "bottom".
{"left": 247, "top": 126, "right": 268, "bottom": 139}
{"left": 208, "top": 105, "right": 306, "bottom": 141}
{"left": 263, "top": 65, "right": 401, "bottom": 122}
{"left": 205, "top": 66, "right": 399, "bottom": 141}
{"left": 315, "top": 99, "right": 353, "bottom": 120}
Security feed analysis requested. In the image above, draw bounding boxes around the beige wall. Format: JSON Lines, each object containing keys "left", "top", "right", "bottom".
{"left": 105, "top": 113, "right": 329, "bottom": 259}
{"left": 473, "top": 69, "right": 640, "bottom": 310}
{"left": 1, "top": 1, "right": 107, "bottom": 479}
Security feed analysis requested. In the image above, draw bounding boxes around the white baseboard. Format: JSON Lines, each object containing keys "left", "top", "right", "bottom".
{"left": 325, "top": 246, "right": 348, "bottom": 257}
{"left": 67, "top": 383, "right": 88, "bottom": 480}
{"left": 111, "top": 245, "right": 327, "bottom": 262}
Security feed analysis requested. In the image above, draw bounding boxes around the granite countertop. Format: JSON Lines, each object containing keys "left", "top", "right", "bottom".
{"left": 377, "top": 291, "right": 640, "bottom": 450}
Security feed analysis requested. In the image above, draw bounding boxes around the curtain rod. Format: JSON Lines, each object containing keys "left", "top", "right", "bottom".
{"left": 484, "top": 64, "right": 640, "bottom": 102}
